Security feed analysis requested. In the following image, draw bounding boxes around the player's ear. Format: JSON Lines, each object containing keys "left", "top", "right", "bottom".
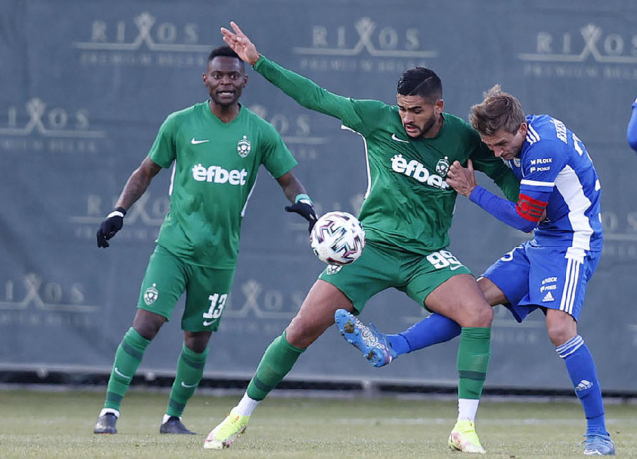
{"left": 518, "top": 122, "right": 528, "bottom": 137}
{"left": 434, "top": 98, "right": 444, "bottom": 114}
{"left": 243, "top": 75, "right": 248, "bottom": 87}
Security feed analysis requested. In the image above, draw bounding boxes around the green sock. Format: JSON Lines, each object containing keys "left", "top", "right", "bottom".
{"left": 457, "top": 327, "right": 491, "bottom": 400}
{"left": 104, "top": 327, "right": 151, "bottom": 411}
{"left": 166, "top": 343, "right": 209, "bottom": 417}
{"left": 246, "top": 332, "right": 305, "bottom": 401}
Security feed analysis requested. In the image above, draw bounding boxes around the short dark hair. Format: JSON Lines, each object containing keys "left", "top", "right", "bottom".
{"left": 469, "top": 85, "right": 526, "bottom": 136}
{"left": 397, "top": 67, "right": 442, "bottom": 103}
{"left": 208, "top": 45, "right": 244, "bottom": 68}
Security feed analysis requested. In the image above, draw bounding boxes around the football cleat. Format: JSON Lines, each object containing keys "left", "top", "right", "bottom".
{"left": 203, "top": 408, "right": 249, "bottom": 450}
{"left": 160, "top": 416, "right": 196, "bottom": 434}
{"left": 93, "top": 412, "right": 118, "bottom": 434}
{"left": 334, "top": 309, "right": 396, "bottom": 367}
{"left": 583, "top": 433, "right": 616, "bottom": 456}
{"left": 448, "top": 419, "right": 486, "bottom": 454}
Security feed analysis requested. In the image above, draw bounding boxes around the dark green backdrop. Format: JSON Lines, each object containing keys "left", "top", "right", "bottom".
{"left": 1, "top": 0, "right": 636, "bottom": 391}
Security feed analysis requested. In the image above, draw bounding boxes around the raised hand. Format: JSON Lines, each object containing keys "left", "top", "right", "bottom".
{"left": 220, "top": 22, "right": 260, "bottom": 65}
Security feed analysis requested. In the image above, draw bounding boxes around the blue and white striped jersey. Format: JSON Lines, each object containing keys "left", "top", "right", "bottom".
{"left": 505, "top": 115, "right": 603, "bottom": 251}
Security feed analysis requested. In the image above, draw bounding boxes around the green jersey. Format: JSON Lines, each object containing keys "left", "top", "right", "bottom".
{"left": 149, "top": 101, "right": 297, "bottom": 268}
{"left": 254, "top": 56, "right": 519, "bottom": 254}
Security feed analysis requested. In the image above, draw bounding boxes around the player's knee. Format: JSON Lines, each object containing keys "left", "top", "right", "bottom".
{"left": 132, "top": 310, "right": 166, "bottom": 340}
{"left": 457, "top": 301, "right": 493, "bottom": 328}
{"left": 285, "top": 316, "right": 326, "bottom": 349}
{"left": 547, "top": 324, "right": 576, "bottom": 347}
{"left": 546, "top": 311, "right": 577, "bottom": 346}
{"left": 474, "top": 303, "right": 494, "bottom": 327}
{"left": 184, "top": 332, "right": 212, "bottom": 353}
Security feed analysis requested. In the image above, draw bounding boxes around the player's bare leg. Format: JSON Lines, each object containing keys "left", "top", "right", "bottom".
{"left": 204, "top": 280, "right": 354, "bottom": 449}
{"left": 285, "top": 280, "right": 355, "bottom": 348}
{"left": 425, "top": 274, "right": 493, "bottom": 327}
{"left": 476, "top": 277, "right": 508, "bottom": 307}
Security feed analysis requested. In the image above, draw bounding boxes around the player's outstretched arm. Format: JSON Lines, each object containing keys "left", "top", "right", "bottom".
{"left": 221, "top": 22, "right": 359, "bottom": 123}
{"left": 447, "top": 159, "right": 542, "bottom": 232}
{"left": 221, "top": 22, "right": 260, "bottom": 65}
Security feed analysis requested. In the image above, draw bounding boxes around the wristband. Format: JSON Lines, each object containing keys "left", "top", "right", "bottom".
{"left": 294, "top": 194, "right": 313, "bottom": 205}
{"left": 107, "top": 207, "right": 127, "bottom": 218}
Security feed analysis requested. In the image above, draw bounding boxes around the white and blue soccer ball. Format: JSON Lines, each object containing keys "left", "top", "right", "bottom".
{"left": 310, "top": 211, "right": 366, "bottom": 266}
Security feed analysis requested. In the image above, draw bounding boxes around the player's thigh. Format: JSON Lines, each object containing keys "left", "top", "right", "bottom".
{"left": 525, "top": 246, "right": 600, "bottom": 321}
{"left": 477, "top": 277, "right": 508, "bottom": 306}
{"left": 425, "top": 273, "right": 493, "bottom": 327}
{"left": 317, "top": 242, "right": 399, "bottom": 314}
{"left": 482, "top": 244, "right": 531, "bottom": 306}
{"left": 137, "top": 245, "right": 187, "bottom": 320}
{"left": 182, "top": 265, "right": 236, "bottom": 332}
{"left": 402, "top": 248, "right": 472, "bottom": 309}
{"left": 286, "top": 279, "right": 353, "bottom": 348}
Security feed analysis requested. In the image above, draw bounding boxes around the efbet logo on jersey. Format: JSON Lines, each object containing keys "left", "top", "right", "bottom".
{"left": 390, "top": 154, "right": 450, "bottom": 190}
{"left": 237, "top": 135, "right": 251, "bottom": 158}
{"left": 192, "top": 163, "right": 247, "bottom": 185}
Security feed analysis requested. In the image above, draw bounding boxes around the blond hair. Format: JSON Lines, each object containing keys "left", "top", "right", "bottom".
{"left": 469, "top": 85, "right": 526, "bottom": 136}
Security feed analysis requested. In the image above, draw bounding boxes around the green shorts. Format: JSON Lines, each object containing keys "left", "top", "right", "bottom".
{"left": 137, "top": 245, "right": 235, "bottom": 332}
{"left": 318, "top": 241, "right": 472, "bottom": 314}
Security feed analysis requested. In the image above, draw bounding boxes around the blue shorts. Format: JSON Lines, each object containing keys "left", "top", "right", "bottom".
{"left": 482, "top": 240, "right": 601, "bottom": 322}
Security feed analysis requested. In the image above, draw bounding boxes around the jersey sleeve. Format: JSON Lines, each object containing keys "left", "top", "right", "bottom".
{"left": 148, "top": 114, "right": 177, "bottom": 168}
{"left": 627, "top": 97, "right": 637, "bottom": 152}
{"left": 468, "top": 135, "right": 520, "bottom": 202}
{"left": 480, "top": 139, "right": 567, "bottom": 230}
{"left": 253, "top": 56, "right": 378, "bottom": 136}
{"left": 469, "top": 185, "right": 550, "bottom": 232}
{"left": 259, "top": 122, "right": 298, "bottom": 179}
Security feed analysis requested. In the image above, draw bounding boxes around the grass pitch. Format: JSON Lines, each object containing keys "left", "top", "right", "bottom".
{"left": 0, "top": 389, "right": 635, "bottom": 458}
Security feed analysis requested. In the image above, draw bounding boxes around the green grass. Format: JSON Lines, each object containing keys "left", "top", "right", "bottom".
{"left": 0, "top": 389, "right": 635, "bottom": 458}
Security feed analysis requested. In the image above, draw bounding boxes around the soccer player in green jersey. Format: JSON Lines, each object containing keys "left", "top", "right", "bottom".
{"left": 203, "top": 23, "right": 520, "bottom": 453}
{"left": 92, "top": 46, "right": 317, "bottom": 435}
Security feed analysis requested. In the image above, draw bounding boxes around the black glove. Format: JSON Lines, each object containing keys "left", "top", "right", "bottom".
{"left": 96, "top": 207, "right": 127, "bottom": 248}
{"left": 285, "top": 200, "right": 318, "bottom": 233}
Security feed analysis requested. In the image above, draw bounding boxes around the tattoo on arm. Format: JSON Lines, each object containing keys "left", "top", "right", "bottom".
{"left": 115, "top": 157, "right": 162, "bottom": 210}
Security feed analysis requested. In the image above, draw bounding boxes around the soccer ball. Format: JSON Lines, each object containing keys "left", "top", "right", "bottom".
{"left": 310, "top": 211, "right": 366, "bottom": 266}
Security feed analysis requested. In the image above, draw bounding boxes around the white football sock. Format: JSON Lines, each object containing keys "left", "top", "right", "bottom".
{"left": 457, "top": 398, "right": 480, "bottom": 422}
{"left": 99, "top": 408, "right": 120, "bottom": 418}
{"left": 234, "top": 392, "right": 260, "bottom": 416}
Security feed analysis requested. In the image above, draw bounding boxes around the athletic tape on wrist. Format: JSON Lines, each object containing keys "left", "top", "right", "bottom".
{"left": 294, "top": 193, "right": 313, "bottom": 205}
{"left": 107, "top": 207, "right": 126, "bottom": 219}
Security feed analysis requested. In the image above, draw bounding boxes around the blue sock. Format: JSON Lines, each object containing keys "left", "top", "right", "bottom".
{"left": 387, "top": 313, "right": 462, "bottom": 356}
{"left": 556, "top": 335, "right": 607, "bottom": 436}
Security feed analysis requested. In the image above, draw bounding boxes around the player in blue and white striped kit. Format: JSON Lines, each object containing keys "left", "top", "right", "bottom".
{"left": 335, "top": 86, "right": 615, "bottom": 455}
{"left": 628, "top": 95, "right": 637, "bottom": 152}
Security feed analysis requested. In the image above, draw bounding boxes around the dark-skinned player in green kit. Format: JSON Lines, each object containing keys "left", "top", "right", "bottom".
{"left": 92, "top": 45, "right": 317, "bottom": 436}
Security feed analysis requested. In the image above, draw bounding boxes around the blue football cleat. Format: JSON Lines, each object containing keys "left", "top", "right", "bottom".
{"left": 583, "top": 433, "right": 616, "bottom": 456}
{"left": 334, "top": 309, "right": 397, "bottom": 367}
